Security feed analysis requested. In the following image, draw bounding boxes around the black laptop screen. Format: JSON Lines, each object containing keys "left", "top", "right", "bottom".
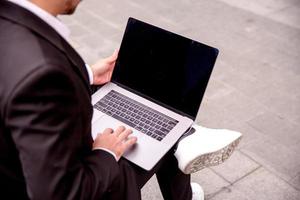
{"left": 112, "top": 18, "right": 219, "bottom": 119}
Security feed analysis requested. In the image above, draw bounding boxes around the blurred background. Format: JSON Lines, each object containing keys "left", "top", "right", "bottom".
{"left": 60, "top": 0, "right": 300, "bottom": 199}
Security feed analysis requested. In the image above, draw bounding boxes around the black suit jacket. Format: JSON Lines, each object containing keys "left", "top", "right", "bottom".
{"left": 0, "top": 1, "right": 120, "bottom": 199}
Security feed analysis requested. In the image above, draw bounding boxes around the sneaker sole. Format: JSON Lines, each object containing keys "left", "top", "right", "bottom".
{"left": 183, "top": 136, "right": 242, "bottom": 174}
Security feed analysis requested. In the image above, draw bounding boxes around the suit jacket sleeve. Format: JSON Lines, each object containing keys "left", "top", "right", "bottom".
{"left": 4, "top": 63, "right": 120, "bottom": 200}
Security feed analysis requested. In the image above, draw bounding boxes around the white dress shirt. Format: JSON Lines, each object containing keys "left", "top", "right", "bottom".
{"left": 7, "top": 0, "right": 118, "bottom": 161}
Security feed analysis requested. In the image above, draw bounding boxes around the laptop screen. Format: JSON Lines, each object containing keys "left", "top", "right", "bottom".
{"left": 112, "top": 18, "right": 219, "bottom": 120}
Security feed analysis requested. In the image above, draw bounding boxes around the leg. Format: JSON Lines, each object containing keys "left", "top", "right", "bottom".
{"left": 156, "top": 149, "right": 192, "bottom": 200}
{"left": 106, "top": 147, "right": 192, "bottom": 200}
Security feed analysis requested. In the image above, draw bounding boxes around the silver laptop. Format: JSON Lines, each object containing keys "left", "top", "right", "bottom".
{"left": 91, "top": 17, "right": 219, "bottom": 171}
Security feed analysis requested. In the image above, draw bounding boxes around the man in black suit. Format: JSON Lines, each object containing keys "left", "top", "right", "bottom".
{"left": 0, "top": 0, "right": 196, "bottom": 199}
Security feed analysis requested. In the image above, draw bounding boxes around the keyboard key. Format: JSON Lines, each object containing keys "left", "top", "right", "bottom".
{"left": 136, "top": 126, "right": 142, "bottom": 131}
{"left": 160, "top": 127, "right": 169, "bottom": 134}
{"left": 146, "top": 131, "right": 152, "bottom": 136}
{"left": 113, "top": 114, "right": 136, "bottom": 128}
{"left": 129, "top": 117, "right": 135, "bottom": 122}
{"left": 141, "top": 129, "right": 147, "bottom": 133}
{"left": 95, "top": 101, "right": 107, "bottom": 108}
{"left": 154, "top": 130, "right": 165, "bottom": 136}
{"left": 168, "top": 121, "right": 177, "bottom": 126}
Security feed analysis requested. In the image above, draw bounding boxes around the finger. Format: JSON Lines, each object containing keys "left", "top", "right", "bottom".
{"left": 102, "top": 128, "right": 114, "bottom": 135}
{"left": 122, "top": 137, "right": 137, "bottom": 150}
{"left": 118, "top": 128, "right": 133, "bottom": 141}
{"left": 112, "top": 49, "right": 119, "bottom": 58}
{"left": 113, "top": 126, "right": 126, "bottom": 136}
{"left": 107, "top": 49, "right": 119, "bottom": 63}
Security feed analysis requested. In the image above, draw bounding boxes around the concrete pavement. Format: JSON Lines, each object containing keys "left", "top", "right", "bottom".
{"left": 60, "top": 0, "right": 300, "bottom": 199}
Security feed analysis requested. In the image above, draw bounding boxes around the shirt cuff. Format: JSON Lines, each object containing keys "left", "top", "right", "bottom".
{"left": 85, "top": 63, "right": 94, "bottom": 85}
{"left": 93, "top": 147, "right": 118, "bottom": 161}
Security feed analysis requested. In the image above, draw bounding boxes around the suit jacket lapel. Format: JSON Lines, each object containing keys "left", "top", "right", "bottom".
{"left": 0, "top": 1, "right": 91, "bottom": 94}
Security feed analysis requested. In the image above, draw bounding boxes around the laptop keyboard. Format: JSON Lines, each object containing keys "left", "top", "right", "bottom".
{"left": 94, "top": 90, "right": 178, "bottom": 141}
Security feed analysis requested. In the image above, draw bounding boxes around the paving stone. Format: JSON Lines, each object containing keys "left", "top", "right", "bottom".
{"left": 211, "top": 167, "right": 300, "bottom": 200}
{"left": 76, "top": 47, "right": 99, "bottom": 65}
{"left": 228, "top": 122, "right": 269, "bottom": 150}
{"left": 289, "top": 173, "right": 300, "bottom": 191}
{"left": 268, "top": 3, "right": 300, "bottom": 29}
{"left": 141, "top": 176, "right": 164, "bottom": 200}
{"left": 247, "top": 112, "right": 300, "bottom": 147}
{"left": 240, "top": 125, "right": 300, "bottom": 182}
{"left": 191, "top": 168, "right": 230, "bottom": 199}
{"left": 197, "top": 89, "right": 266, "bottom": 128}
{"left": 204, "top": 78, "right": 235, "bottom": 101}
{"left": 209, "top": 186, "right": 253, "bottom": 200}
{"left": 58, "top": 15, "right": 76, "bottom": 26}
{"left": 243, "top": 32, "right": 300, "bottom": 75}
{"left": 210, "top": 151, "right": 261, "bottom": 184}
{"left": 68, "top": 23, "right": 92, "bottom": 38}
{"left": 196, "top": 98, "right": 237, "bottom": 128}
{"left": 261, "top": 92, "right": 300, "bottom": 123}
{"left": 217, "top": 0, "right": 299, "bottom": 16}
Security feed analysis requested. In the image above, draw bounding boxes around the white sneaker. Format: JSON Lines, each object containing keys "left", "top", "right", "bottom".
{"left": 175, "top": 124, "right": 242, "bottom": 174}
{"left": 191, "top": 182, "right": 204, "bottom": 200}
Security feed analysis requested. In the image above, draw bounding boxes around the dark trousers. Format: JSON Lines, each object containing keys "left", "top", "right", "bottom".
{"left": 106, "top": 148, "right": 192, "bottom": 200}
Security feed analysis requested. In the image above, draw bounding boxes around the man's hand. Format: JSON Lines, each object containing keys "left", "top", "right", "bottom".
{"left": 93, "top": 126, "right": 137, "bottom": 161}
{"left": 90, "top": 50, "right": 118, "bottom": 85}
